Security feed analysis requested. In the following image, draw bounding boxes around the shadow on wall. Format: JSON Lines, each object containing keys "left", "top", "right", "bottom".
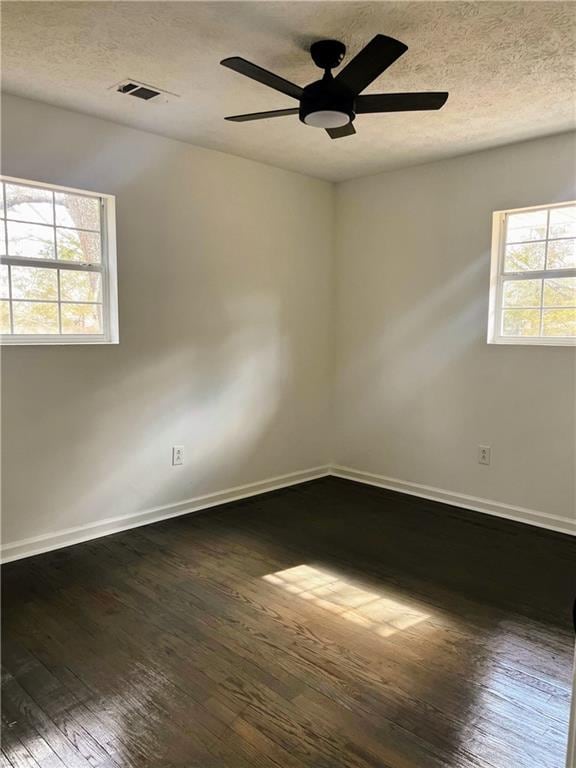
{"left": 66, "top": 295, "right": 288, "bottom": 528}
{"left": 1, "top": 134, "right": 304, "bottom": 541}
{"left": 336, "top": 254, "right": 488, "bottom": 451}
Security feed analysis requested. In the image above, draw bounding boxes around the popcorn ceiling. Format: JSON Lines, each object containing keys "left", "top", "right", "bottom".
{"left": 3, "top": 1, "right": 574, "bottom": 181}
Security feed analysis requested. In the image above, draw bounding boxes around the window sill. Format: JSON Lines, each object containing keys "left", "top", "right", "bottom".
{"left": 487, "top": 336, "right": 576, "bottom": 347}
{"left": 1, "top": 335, "right": 119, "bottom": 346}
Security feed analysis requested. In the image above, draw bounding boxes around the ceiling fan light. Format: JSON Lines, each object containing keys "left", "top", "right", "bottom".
{"left": 303, "top": 110, "right": 350, "bottom": 129}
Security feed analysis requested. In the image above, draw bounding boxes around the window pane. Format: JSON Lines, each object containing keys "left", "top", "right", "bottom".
{"left": 542, "top": 309, "right": 576, "bottom": 337}
{"left": 543, "top": 278, "right": 576, "bottom": 307}
{"left": 502, "top": 309, "right": 540, "bottom": 336}
{"left": 549, "top": 206, "right": 576, "bottom": 239}
{"left": 55, "top": 192, "right": 100, "bottom": 231}
{"left": 61, "top": 303, "right": 102, "bottom": 334}
{"left": 504, "top": 242, "right": 545, "bottom": 272}
{"left": 547, "top": 238, "right": 576, "bottom": 269}
{"left": 11, "top": 266, "right": 58, "bottom": 300}
{"left": 505, "top": 210, "right": 547, "bottom": 243}
{"left": 60, "top": 271, "right": 102, "bottom": 302}
{"left": 12, "top": 301, "right": 59, "bottom": 334}
{"left": 0, "top": 300, "right": 10, "bottom": 333}
{"left": 0, "top": 177, "right": 113, "bottom": 344}
{"left": 5, "top": 183, "right": 54, "bottom": 225}
{"left": 0, "top": 265, "right": 8, "bottom": 299}
{"left": 57, "top": 228, "right": 100, "bottom": 263}
{"left": 7, "top": 220, "right": 55, "bottom": 259}
{"left": 502, "top": 279, "right": 541, "bottom": 307}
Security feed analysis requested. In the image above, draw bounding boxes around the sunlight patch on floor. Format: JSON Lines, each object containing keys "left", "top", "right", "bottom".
{"left": 263, "top": 564, "right": 429, "bottom": 637}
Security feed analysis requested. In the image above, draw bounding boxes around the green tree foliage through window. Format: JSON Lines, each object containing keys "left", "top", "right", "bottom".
{"left": 0, "top": 178, "right": 113, "bottom": 341}
{"left": 491, "top": 203, "right": 576, "bottom": 343}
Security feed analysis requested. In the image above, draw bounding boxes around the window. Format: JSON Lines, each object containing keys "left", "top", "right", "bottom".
{"left": 0, "top": 176, "right": 118, "bottom": 344}
{"left": 488, "top": 202, "right": 576, "bottom": 345}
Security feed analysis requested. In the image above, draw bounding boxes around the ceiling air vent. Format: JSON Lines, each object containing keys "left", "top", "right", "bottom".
{"left": 110, "top": 79, "right": 179, "bottom": 104}
{"left": 118, "top": 82, "right": 160, "bottom": 100}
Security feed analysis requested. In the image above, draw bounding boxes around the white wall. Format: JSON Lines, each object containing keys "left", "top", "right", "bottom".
{"left": 2, "top": 95, "right": 574, "bottom": 554}
{"left": 1, "top": 95, "right": 334, "bottom": 547}
{"left": 334, "top": 132, "right": 576, "bottom": 531}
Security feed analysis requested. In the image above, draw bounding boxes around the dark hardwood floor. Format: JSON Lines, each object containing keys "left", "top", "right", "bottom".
{"left": 2, "top": 476, "right": 575, "bottom": 768}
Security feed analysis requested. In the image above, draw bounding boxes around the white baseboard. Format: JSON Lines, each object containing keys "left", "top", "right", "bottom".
{"left": 0, "top": 466, "right": 330, "bottom": 564}
{"left": 3, "top": 463, "right": 573, "bottom": 563}
{"left": 332, "top": 465, "right": 576, "bottom": 537}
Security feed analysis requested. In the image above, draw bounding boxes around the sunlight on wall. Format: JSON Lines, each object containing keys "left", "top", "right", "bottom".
{"left": 46, "top": 295, "right": 288, "bottom": 532}
{"left": 263, "top": 565, "right": 429, "bottom": 638}
{"left": 338, "top": 256, "right": 488, "bottom": 418}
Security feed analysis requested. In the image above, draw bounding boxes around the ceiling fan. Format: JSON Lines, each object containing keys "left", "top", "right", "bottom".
{"left": 221, "top": 35, "right": 448, "bottom": 139}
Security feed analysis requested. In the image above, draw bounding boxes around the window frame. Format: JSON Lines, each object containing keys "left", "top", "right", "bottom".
{"left": 488, "top": 200, "right": 576, "bottom": 346}
{"left": 0, "top": 175, "right": 118, "bottom": 345}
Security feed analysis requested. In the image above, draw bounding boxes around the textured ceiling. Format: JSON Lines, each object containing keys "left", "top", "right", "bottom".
{"left": 2, "top": 1, "right": 575, "bottom": 181}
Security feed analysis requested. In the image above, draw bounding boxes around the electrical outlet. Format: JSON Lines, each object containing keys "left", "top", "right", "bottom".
{"left": 172, "top": 446, "right": 184, "bottom": 466}
{"left": 478, "top": 445, "right": 491, "bottom": 465}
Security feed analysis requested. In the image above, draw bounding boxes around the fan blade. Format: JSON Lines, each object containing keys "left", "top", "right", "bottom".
{"left": 225, "top": 108, "right": 299, "bottom": 122}
{"left": 221, "top": 57, "right": 303, "bottom": 100}
{"left": 326, "top": 123, "right": 356, "bottom": 139}
{"left": 336, "top": 35, "right": 408, "bottom": 94}
{"left": 356, "top": 92, "right": 449, "bottom": 113}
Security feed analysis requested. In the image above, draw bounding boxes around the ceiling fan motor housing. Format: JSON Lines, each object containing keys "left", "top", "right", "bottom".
{"left": 299, "top": 76, "right": 355, "bottom": 127}
{"left": 310, "top": 39, "right": 346, "bottom": 70}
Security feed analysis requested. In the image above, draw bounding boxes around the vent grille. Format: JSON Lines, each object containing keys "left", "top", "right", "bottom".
{"left": 117, "top": 82, "right": 138, "bottom": 94}
{"left": 111, "top": 79, "right": 179, "bottom": 104}
{"left": 117, "top": 82, "right": 160, "bottom": 100}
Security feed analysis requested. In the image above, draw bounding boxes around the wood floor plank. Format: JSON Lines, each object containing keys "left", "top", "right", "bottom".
{"left": 2, "top": 477, "right": 574, "bottom": 767}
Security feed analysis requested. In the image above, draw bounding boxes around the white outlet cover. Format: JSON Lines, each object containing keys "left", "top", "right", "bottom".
{"left": 172, "top": 445, "right": 184, "bottom": 466}
{"left": 478, "top": 445, "right": 491, "bottom": 465}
